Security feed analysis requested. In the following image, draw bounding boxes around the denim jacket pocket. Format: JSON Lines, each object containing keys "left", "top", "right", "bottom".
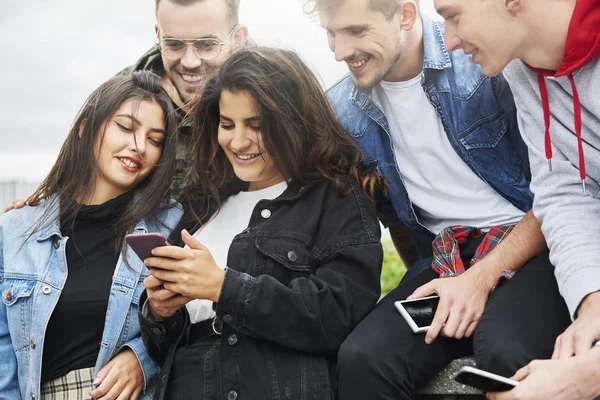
{"left": 458, "top": 113, "right": 524, "bottom": 185}
{"left": 255, "top": 236, "right": 313, "bottom": 283}
{"left": 458, "top": 112, "right": 507, "bottom": 150}
{"left": 1, "top": 279, "right": 36, "bottom": 352}
{"left": 1, "top": 279, "right": 35, "bottom": 307}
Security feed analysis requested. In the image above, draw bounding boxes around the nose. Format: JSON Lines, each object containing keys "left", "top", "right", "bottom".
{"left": 180, "top": 44, "right": 202, "bottom": 70}
{"left": 230, "top": 127, "right": 252, "bottom": 150}
{"left": 332, "top": 36, "right": 355, "bottom": 63}
{"left": 131, "top": 132, "right": 147, "bottom": 156}
{"left": 443, "top": 25, "right": 462, "bottom": 53}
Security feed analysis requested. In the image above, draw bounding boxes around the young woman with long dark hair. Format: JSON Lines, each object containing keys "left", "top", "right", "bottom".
{"left": 139, "top": 47, "right": 384, "bottom": 400}
{"left": 0, "top": 71, "right": 182, "bottom": 400}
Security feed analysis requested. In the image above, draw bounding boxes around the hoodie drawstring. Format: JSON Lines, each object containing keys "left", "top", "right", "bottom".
{"left": 537, "top": 74, "right": 587, "bottom": 192}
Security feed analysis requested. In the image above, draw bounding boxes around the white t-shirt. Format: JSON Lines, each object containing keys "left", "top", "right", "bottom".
{"left": 186, "top": 181, "right": 288, "bottom": 323}
{"left": 373, "top": 74, "right": 523, "bottom": 234}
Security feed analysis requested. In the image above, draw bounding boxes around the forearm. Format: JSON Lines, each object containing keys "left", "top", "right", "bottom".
{"left": 476, "top": 210, "right": 547, "bottom": 277}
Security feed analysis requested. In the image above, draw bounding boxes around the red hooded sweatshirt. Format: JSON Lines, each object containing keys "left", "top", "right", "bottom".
{"left": 525, "top": 0, "right": 600, "bottom": 190}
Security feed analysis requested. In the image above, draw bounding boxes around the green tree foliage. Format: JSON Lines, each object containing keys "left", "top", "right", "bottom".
{"left": 380, "top": 239, "right": 406, "bottom": 296}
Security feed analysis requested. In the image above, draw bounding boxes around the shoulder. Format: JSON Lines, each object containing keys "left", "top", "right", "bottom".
{"left": 307, "top": 177, "right": 380, "bottom": 240}
{"left": 115, "top": 45, "right": 163, "bottom": 77}
{"left": 0, "top": 200, "right": 52, "bottom": 236}
{"left": 325, "top": 74, "right": 354, "bottom": 110}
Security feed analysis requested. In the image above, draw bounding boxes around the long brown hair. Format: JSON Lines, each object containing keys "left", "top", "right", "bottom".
{"left": 187, "top": 47, "right": 381, "bottom": 218}
{"left": 28, "top": 71, "right": 179, "bottom": 251}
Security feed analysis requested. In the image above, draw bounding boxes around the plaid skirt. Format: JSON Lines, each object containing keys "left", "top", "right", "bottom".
{"left": 41, "top": 367, "right": 95, "bottom": 400}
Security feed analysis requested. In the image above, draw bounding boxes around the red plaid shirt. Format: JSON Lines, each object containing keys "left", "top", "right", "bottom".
{"left": 431, "top": 225, "right": 516, "bottom": 282}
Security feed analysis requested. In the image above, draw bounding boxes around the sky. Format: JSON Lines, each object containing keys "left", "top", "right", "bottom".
{"left": 0, "top": 0, "right": 440, "bottom": 182}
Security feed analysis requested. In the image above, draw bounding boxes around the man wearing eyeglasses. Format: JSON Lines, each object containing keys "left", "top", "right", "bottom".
{"left": 118, "top": 0, "right": 248, "bottom": 197}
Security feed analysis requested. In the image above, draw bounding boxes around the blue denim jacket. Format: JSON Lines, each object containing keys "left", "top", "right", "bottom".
{"left": 327, "top": 15, "right": 533, "bottom": 258}
{"left": 0, "top": 195, "right": 182, "bottom": 400}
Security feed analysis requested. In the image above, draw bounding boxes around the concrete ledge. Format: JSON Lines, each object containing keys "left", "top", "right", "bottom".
{"left": 416, "top": 357, "right": 484, "bottom": 399}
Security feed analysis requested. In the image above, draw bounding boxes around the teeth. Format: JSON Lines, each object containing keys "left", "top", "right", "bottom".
{"left": 348, "top": 57, "right": 369, "bottom": 68}
{"left": 182, "top": 74, "right": 202, "bottom": 83}
{"left": 120, "top": 158, "right": 140, "bottom": 169}
{"left": 236, "top": 153, "right": 259, "bottom": 160}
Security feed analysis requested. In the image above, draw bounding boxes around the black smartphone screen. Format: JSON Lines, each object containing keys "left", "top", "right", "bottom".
{"left": 455, "top": 371, "right": 516, "bottom": 392}
{"left": 403, "top": 296, "right": 440, "bottom": 328}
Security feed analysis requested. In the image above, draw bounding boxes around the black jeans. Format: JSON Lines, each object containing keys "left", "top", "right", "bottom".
{"left": 338, "top": 253, "right": 571, "bottom": 400}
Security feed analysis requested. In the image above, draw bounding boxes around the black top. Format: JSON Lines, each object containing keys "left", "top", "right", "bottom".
{"left": 41, "top": 191, "right": 132, "bottom": 383}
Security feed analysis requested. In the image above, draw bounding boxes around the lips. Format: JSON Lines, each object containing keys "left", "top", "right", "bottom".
{"left": 118, "top": 156, "right": 142, "bottom": 171}
{"left": 346, "top": 56, "right": 371, "bottom": 73}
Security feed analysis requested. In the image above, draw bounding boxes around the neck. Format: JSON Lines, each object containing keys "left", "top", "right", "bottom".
{"left": 518, "top": 0, "right": 576, "bottom": 70}
{"left": 81, "top": 183, "right": 126, "bottom": 206}
{"left": 384, "top": 17, "right": 424, "bottom": 82}
{"left": 161, "top": 73, "right": 189, "bottom": 112}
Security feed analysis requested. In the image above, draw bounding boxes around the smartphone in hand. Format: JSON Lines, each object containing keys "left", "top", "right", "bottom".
{"left": 454, "top": 366, "right": 519, "bottom": 392}
{"left": 125, "top": 233, "right": 170, "bottom": 262}
{"left": 394, "top": 295, "right": 440, "bottom": 333}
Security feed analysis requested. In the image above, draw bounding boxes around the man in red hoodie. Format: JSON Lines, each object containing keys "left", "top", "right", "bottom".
{"left": 433, "top": 0, "right": 600, "bottom": 399}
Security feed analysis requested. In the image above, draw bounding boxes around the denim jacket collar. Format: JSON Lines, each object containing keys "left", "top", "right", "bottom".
{"left": 35, "top": 194, "right": 150, "bottom": 242}
{"left": 349, "top": 14, "right": 451, "bottom": 108}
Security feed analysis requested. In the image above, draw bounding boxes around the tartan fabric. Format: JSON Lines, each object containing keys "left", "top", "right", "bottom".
{"left": 41, "top": 367, "right": 94, "bottom": 400}
{"left": 431, "top": 225, "right": 516, "bottom": 281}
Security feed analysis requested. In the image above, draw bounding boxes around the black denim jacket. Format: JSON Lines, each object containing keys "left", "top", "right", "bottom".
{"left": 139, "top": 176, "right": 383, "bottom": 400}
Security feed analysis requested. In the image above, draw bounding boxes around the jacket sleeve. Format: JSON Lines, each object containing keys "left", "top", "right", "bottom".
{"left": 138, "top": 290, "right": 189, "bottom": 366}
{"left": 504, "top": 63, "right": 600, "bottom": 318}
{"left": 119, "top": 335, "right": 159, "bottom": 394}
{"left": 215, "top": 182, "right": 383, "bottom": 354}
{"left": 0, "top": 222, "right": 21, "bottom": 398}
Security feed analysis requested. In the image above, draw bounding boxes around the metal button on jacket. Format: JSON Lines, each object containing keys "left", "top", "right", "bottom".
{"left": 260, "top": 209, "right": 271, "bottom": 219}
{"left": 228, "top": 390, "right": 238, "bottom": 400}
{"left": 42, "top": 286, "right": 52, "bottom": 295}
{"left": 228, "top": 334, "right": 238, "bottom": 346}
{"left": 223, "top": 314, "right": 233, "bottom": 324}
{"left": 30, "top": 340, "right": 36, "bottom": 349}
{"left": 5, "top": 291, "right": 12, "bottom": 301}
{"left": 53, "top": 240, "right": 60, "bottom": 249}
{"left": 287, "top": 251, "right": 297, "bottom": 262}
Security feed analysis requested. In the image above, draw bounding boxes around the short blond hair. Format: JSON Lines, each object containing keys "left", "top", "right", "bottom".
{"left": 156, "top": 0, "right": 240, "bottom": 26}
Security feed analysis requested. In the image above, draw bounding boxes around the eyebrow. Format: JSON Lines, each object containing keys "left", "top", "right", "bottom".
{"left": 220, "top": 115, "right": 261, "bottom": 123}
{"left": 435, "top": 5, "right": 454, "bottom": 17}
{"left": 115, "top": 113, "right": 166, "bottom": 135}
{"left": 162, "top": 34, "right": 220, "bottom": 40}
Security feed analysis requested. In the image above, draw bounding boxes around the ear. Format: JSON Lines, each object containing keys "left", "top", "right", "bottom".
{"left": 400, "top": 0, "right": 419, "bottom": 31}
{"left": 155, "top": 24, "right": 160, "bottom": 41}
{"left": 232, "top": 24, "right": 249, "bottom": 51}
{"left": 78, "top": 119, "right": 87, "bottom": 138}
{"left": 506, "top": 0, "right": 523, "bottom": 15}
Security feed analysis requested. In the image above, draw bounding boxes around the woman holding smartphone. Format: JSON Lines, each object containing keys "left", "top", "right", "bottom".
{"left": 139, "top": 47, "right": 384, "bottom": 400}
{"left": 0, "top": 71, "right": 182, "bottom": 400}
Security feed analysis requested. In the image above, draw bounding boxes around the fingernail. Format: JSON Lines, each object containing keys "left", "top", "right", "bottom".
{"left": 425, "top": 337, "right": 432, "bottom": 344}
{"left": 93, "top": 379, "right": 99, "bottom": 385}
{"left": 151, "top": 249, "right": 155, "bottom": 255}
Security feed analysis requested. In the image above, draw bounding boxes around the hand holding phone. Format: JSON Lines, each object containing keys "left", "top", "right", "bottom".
{"left": 394, "top": 295, "right": 440, "bottom": 333}
{"left": 454, "top": 366, "right": 519, "bottom": 392}
{"left": 125, "top": 233, "right": 170, "bottom": 262}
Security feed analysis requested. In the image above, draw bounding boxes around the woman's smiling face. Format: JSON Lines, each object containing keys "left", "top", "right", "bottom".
{"left": 217, "top": 89, "right": 284, "bottom": 191}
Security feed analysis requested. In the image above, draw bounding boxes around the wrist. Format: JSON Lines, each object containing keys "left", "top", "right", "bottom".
{"left": 210, "top": 268, "right": 226, "bottom": 303}
{"left": 577, "top": 290, "right": 600, "bottom": 317}
{"left": 469, "top": 261, "right": 499, "bottom": 287}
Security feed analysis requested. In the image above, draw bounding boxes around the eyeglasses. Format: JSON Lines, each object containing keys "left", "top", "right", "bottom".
{"left": 158, "top": 25, "right": 237, "bottom": 61}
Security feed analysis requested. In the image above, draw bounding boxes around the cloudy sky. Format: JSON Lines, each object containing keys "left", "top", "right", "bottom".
{"left": 0, "top": 0, "right": 439, "bottom": 182}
